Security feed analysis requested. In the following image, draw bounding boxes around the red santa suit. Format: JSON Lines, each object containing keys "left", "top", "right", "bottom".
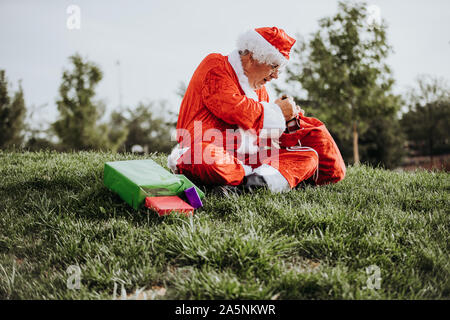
{"left": 168, "top": 27, "right": 346, "bottom": 192}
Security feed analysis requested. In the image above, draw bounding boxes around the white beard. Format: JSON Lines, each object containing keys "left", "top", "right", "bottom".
{"left": 228, "top": 50, "right": 285, "bottom": 155}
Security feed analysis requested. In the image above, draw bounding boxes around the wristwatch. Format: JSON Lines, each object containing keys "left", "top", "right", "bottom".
{"left": 285, "top": 116, "right": 301, "bottom": 133}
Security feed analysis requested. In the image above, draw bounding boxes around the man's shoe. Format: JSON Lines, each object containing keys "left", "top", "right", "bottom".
{"left": 295, "top": 176, "right": 317, "bottom": 189}
{"left": 208, "top": 173, "right": 268, "bottom": 197}
{"left": 243, "top": 173, "right": 268, "bottom": 192}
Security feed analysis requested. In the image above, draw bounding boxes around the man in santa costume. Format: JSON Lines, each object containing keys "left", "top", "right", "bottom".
{"left": 168, "top": 27, "right": 346, "bottom": 193}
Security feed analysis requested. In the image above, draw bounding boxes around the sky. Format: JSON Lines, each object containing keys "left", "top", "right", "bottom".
{"left": 0, "top": 0, "right": 449, "bottom": 127}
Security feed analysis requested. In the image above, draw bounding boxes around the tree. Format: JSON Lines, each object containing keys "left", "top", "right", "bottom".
{"left": 107, "top": 109, "right": 129, "bottom": 153}
{"left": 359, "top": 113, "right": 406, "bottom": 168}
{"left": 23, "top": 103, "right": 60, "bottom": 151}
{"left": 176, "top": 81, "right": 187, "bottom": 100}
{"left": 277, "top": 1, "right": 403, "bottom": 166}
{"left": 53, "top": 53, "right": 125, "bottom": 151}
{"left": 122, "top": 101, "right": 176, "bottom": 154}
{"left": 401, "top": 75, "right": 450, "bottom": 159}
{"left": 0, "top": 70, "right": 27, "bottom": 149}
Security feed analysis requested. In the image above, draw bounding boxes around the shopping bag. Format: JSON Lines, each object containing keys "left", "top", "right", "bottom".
{"left": 104, "top": 159, "right": 204, "bottom": 210}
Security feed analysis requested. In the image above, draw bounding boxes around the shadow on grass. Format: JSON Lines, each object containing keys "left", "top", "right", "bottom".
{"left": 69, "top": 184, "right": 169, "bottom": 227}
{"left": 1, "top": 176, "right": 82, "bottom": 194}
{"left": 1, "top": 172, "right": 167, "bottom": 228}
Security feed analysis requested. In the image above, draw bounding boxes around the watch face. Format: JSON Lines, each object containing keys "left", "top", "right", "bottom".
{"left": 286, "top": 118, "right": 301, "bottom": 133}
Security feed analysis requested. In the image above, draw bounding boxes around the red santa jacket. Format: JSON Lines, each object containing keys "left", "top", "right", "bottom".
{"left": 176, "top": 50, "right": 286, "bottom": 154}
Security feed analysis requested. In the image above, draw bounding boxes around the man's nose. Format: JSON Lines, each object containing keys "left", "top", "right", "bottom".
{"left": 270, "top": 70, "right": 279, "bottom": 79}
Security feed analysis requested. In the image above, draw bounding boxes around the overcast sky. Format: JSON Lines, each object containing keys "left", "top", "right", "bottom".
{"left": 1, "top": 0, "right": 449, "bottom": 125}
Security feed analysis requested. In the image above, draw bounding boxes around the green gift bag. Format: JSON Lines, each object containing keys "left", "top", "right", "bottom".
{"left": 104, "top": 159, "right": 204, "bottom": 210}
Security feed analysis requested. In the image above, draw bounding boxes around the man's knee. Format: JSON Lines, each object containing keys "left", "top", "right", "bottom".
{"left": 316, "top": 157, "right": 346, "bottom": 185}
{"left": 177, "top": 142, "right": 244, "bottom": 186}
{"left": 264, "top": 149, "right": 319, "bottom": 188}
{"left": 329, "top": 164, "right": 346, "bottom": 184}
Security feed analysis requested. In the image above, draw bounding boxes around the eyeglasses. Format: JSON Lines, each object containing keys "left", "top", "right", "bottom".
{"left": 270, "top": 64, "right": 281, "bottom": 76}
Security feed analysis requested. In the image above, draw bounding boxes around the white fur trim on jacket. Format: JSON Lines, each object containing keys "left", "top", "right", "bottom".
{"left": 228, "top": 50, "right": 284, "bottom": 154}
{"left": 253, "top": 164, "right": 290, "bottom": 193}
{"left": 237, "top": 159, "right": 254, "bottom": 176}
{"left": 236, "top": 128, "right": 259, "bottom": 155}
{"left": 167, "top": 144, "right": 189, "bottom": 174}
{"left": 228, "top": 49, "right": 259, "bottom": 154}
{"left": 260, "top": 102, "right": 286, "bottom": 138}
{"left": 237, "top": 29, "right": 288, "bottom": 67}
{"left": 227, "top": 50, "right": 258, "bottom": 100}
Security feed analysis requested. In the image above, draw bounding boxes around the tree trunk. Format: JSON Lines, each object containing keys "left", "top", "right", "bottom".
{"left": 353, "top": 121, "right": 360, "bottom": 165}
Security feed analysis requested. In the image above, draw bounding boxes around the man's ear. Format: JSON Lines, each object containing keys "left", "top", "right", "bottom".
{"left": 248, "top": 52, "right": 254, "bottom": 63}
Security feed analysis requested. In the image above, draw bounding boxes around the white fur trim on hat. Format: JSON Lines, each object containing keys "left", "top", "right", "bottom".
{"left": 237, "top": 29, "right": 288, "bottom": 67}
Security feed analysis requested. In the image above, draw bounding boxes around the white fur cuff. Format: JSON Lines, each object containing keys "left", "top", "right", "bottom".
{"left": 253, "top": 164, "right": 290, "bottom": 192}
{"left": 260, "top": 102, "right": 286, "bottom": 139}
{"left": 167, "top": 144, "right": 189, "bottom": 173}
{"left": 236, "top": 128, "right": 259, "bottom": 155}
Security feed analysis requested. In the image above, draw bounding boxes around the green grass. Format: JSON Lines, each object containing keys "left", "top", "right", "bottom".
{"left": 0, "top": 150, "right": 449, "bottom": 299}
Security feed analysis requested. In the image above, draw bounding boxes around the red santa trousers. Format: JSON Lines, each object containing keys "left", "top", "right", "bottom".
{"left": 176, "top": 115, "right": 346, "bottom": 188}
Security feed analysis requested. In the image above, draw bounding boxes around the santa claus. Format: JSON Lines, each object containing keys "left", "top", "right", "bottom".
{"left": 168, "top": 27, "right": 346, "bottom": 193}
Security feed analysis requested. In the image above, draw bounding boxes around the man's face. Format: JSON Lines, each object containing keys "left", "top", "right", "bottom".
{"left": 245, "top": 53, "right": 280, "bottom": 90}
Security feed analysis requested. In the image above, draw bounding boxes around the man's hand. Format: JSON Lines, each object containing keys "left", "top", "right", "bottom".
{"left": 275, "top": 96, "right": 297, "bottom": 121}
{"left": 296, "top": 105, "right": 305, "bottom": 115}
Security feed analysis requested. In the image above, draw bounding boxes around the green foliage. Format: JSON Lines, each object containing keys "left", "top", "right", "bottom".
{"left": 107, "top": 109, "right": 129, "bottom": 153}
{"left": 53, "top": 54, "right": 126, "bottom": 152}
{"left": 176, "top": 81, "right": 187, "bottom": 100}
{"left": 24, "top": 137, "right": 58, "bottom": 152}
{"left": 359, "top": 114, "right": 406, "bottom": 168}
{"left": 51, "top": 53, "right": 173, "bottom": 153}
{"left": 23, "top": 103, "right": 59, "bottom": 152}
{"left": 401, "top": 76, "right": 450, "bottom": 157}
{"left": 121, "top": 102, "right": 176, "bottom": 154}
{"left": 0, "top": 151, "right": 449, "bottom": 299}
{"left": 0, "top": 70, "right": 27, "bottom": 149}
{"left": 277, "top": 1, "right": 404, "bottom": 167}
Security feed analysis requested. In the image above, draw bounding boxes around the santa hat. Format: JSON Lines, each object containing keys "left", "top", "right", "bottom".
{"left": 236, "top": 27, "right": 296, "bottom": 67}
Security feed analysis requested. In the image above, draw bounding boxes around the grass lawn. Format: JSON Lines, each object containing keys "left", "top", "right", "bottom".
{"left": 0, "top": 150, "right": 448, "bottom": 300}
